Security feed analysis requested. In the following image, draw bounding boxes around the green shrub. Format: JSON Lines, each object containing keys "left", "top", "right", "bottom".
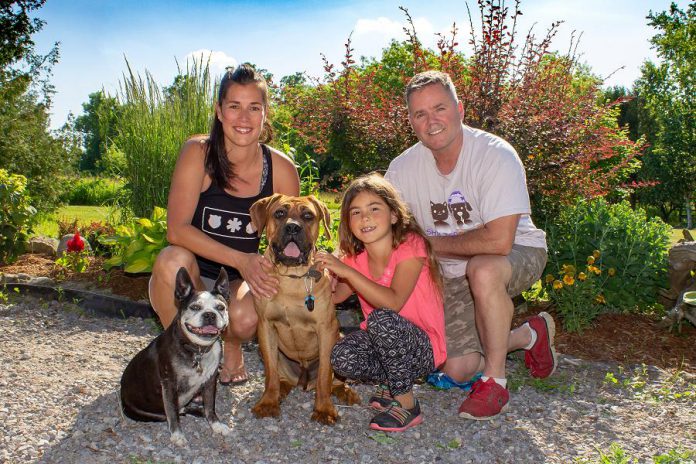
{"left": 98, "top": 145, "right": 127, "bottom": 176}
{"left": 99, "top": 206, "right": 168, "bottom": 273}
{"left": 545, "top": 198, "right": 671, "bottom": 318}
{"left": 59, "top": 176, "right": 124, "bottom": 206}
{"left": 0, "top": 170, "right": 37, "bottom": 264}
{"left": 115, "top": 57, "right": 215, "bottom": 217}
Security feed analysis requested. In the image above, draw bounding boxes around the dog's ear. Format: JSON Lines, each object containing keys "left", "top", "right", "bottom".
{"left": 174, "top": 267, "right": 194, "bottom": 305}
{"left": 250, "top": 193, "right": 284, "bottom": 237}
{"left": 213, "top": 267, "right": 230, "bottom": 302}
{"left": 308, "top": 195, "right": 332, "bottom": 241}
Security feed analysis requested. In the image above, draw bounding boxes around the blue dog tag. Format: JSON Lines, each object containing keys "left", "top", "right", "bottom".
{"left": 305, "top": 295, "right": 315, "bottom": 311}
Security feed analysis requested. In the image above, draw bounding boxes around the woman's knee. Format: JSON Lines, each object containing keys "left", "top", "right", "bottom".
{"left": 152, "top": 246, "right": 198, "bottom": 279}
{"left": 226, "top": 307, "right": 257, "bottom": 339}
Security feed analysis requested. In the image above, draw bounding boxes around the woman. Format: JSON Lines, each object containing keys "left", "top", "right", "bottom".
{"left": 149, "top": 64, "right": 300, "bottom": 385}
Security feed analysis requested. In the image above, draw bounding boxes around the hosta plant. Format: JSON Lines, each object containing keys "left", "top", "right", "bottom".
{"left": 99, "top": 207, "right": 168, "bottom": 273}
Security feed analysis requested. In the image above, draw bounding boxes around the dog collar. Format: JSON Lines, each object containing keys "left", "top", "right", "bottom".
{"left": 277, "top": 265, "right": 321, "bottom": 311}
{"left": 183, "top": 340, "right": 219, "bottom": 373}
{"left": 281, "top": 266, "right": 322, "bottom": 282}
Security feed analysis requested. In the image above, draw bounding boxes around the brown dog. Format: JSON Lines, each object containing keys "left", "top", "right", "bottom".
{"left": 249, "top": 194, "right": 360, "bottom": 425}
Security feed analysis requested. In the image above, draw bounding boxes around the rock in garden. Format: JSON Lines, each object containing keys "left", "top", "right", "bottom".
{"left": 26, "top": 236, "right": 59, "bottom": 257}
{"left": 30, "top": 277, "right": 55, "bottom": 286}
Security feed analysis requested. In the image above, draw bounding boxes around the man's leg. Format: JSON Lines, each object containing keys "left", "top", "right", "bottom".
{"left": 440, "top": 276, "right": 485, "bottom": 383}
{"left": 466, "top": 254, "right": 515, "bottom": 379}
{"left": 458, "top": 245, "right": 552, "bottom": 420}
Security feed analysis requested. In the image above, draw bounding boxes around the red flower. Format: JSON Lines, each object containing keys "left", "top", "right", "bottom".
{"left": 67, "top": 231, "right": 85, "bottom": 253}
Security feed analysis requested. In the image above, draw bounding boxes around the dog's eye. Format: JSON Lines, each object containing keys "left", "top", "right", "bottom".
{"left": 216, "top": 304, "right": 226, "bottom": 312}
{"left": 274, "top": 209, "right": 286, "bottom": 219}
{"left": 302, "top": 212, "right": 315, "bottom": 221}
{"left": 190, "top": 304, "right": 201, "bottom": 311}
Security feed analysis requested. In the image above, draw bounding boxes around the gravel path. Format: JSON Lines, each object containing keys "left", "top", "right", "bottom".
{"left": 1, "top": 296, "right": 694, "bottom": 464}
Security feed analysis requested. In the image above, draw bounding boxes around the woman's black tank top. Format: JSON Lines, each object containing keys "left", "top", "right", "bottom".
{"left": 191, "top": 144, "right": 273, "bottom": 280}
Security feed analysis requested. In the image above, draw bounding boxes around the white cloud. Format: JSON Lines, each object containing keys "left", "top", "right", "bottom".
{"left": 354, "top": 16, "right": 434, "bottom": 41}
{"left": 183, "top": 49, "right": 237, "bottom": 76}
{"left": 355, "top": 17, "right": 403, "bottom": 35}
{"left": 351, "top": 16, "right": 436, "bottom": 61}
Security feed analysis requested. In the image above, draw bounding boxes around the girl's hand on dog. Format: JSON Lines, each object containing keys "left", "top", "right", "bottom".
{"left": 316, "top": 251, "right": 352, "bottom": 279}
{"left": 239, "top": 252, "right": 278, "bottom": 298}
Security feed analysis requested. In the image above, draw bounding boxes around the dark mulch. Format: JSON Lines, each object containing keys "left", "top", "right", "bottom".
{"left": 0, "top": 253, "right": 149, "bottom": 301}
{"left": 2, "top": 253, "right": 694, "bottom": 373}
{"left": 514, "top": 310, "right": 694, "bottom": 373}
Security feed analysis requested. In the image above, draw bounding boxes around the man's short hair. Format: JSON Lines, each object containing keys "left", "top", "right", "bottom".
{"left": 404, "top": 71, "right": 458, "bottom": 107}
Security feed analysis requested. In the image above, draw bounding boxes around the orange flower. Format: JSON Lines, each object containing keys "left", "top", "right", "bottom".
{"left": 608, "top": 268, "right": 616, "bottom": 277}
{"left": 553, "top": 280, "right": 563, "bottom": 290}
{"left": 587, "top": 256, "right": 595, "bottom": 265}
{"left": 578, "top": 272, "right": 587, "bottom": 281}
{"left": 545, "top": 274, "right": 555, "bottom": 284}
{"left": 561, "top": 264, "right": 576, "bottom": 275}
{"left": 595, "top": 294, "right": 606, "bottom": 304}
{"left": 563, "top": 274, "right": 575, "bottom": 286}
{"left": 593, "top": 250, "right": 601, "bottom": 259}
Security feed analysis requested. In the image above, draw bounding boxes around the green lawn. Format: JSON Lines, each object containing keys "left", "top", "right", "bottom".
{"left": 670, "top": 227, "right": 695, "bottom": 246}
{"left": 33, "top": 205, "right": 117, "bottom": 238}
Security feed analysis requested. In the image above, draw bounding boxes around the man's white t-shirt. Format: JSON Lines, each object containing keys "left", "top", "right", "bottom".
{"left": 385, "top": 124, "right": 547, "bottom": 279}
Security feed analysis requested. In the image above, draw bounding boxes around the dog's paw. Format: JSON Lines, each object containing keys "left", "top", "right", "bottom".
{"left": 170, "top": 431, "right": 188, "bottom": 447}
{"left": 211, "top": 421, "right": 232, "bottom": 436}
{"left": 252, "top": 401, "right": 281, "bottom": 418}
{"left": 311, "top": 406, "right": 338, "bottom": 425}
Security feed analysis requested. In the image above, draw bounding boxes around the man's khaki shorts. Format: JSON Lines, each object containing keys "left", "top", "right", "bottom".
{"left": 443, "top": 244, "right": 547, "bottom": 358}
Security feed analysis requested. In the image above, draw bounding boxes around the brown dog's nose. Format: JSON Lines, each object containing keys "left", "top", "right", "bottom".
{"left": 285, "top": 223, "right": 302, "bottom": 235}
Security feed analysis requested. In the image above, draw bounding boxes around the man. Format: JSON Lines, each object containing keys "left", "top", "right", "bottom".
{"left": 385, "top": 70, "right": 555, "bottom": 420}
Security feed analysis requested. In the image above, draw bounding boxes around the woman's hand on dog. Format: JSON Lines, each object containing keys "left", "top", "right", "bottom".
{"left": 239, "top": 253, "right": 278, "bottom": 298}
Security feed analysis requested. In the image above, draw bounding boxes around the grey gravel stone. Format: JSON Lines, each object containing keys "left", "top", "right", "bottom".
{"left": 0, "top": 296, "right": 693, "bottom": 463}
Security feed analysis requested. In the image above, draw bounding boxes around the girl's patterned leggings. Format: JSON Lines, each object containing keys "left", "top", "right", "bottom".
{"left": 330, "top": 308, "right": 434, "bottom": 396}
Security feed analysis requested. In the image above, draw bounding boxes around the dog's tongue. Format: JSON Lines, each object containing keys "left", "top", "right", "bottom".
{"left": 283, "top": 242, "right": 301, "bottom": 258}
{"left": 198, "top": 325, "right": 219, "bottom": 335}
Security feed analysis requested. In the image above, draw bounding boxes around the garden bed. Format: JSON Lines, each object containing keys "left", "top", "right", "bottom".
{"left": 1, "top": 253, "right": 694, "bottom": 373}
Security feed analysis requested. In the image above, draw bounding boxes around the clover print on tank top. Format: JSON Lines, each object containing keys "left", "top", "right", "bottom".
{"left": 201, "top": 206, "right": 256, "bottom": 240}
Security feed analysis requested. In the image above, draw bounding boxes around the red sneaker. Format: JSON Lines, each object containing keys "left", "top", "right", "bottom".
{"left": 458, "top": 378, "right": 509, "bottom": 420}
{"left": 524, "top": 312, "right": 557, "bottom": 378}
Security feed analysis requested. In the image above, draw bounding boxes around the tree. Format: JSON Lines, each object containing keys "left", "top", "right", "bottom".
{"left": 74, "top": 90, "right": 121, "bottom": 172}
{"left": 602, "top": 86, "right": 642, "bottom": 142}
{"left": 0, "top": 1, "right": 70, "bottom": 211}
{"left": 286, "top": 0, "right": 644, "bottom": 222}
{"left": 635, "top": 2, "right": 695, "bottom": 227}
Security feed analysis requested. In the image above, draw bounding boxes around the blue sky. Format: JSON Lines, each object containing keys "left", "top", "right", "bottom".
{"left": 33, "top": 0, "right": 687, "bottom": 130}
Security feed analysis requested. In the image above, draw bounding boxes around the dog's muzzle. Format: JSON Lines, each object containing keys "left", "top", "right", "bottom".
{"left": 185, "top": 312, "right": 224, "bottom": 338}
{"left": 272, "top": 222, "right": 313, "bottom": 266}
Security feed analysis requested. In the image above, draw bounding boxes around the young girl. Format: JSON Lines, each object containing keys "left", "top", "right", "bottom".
{"left": 315, "top": 173, "right": 446, "bottom": 432}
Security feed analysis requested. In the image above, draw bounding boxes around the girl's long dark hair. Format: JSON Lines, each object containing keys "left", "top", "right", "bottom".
{"left": 338, "top": 173, "right": 443, "bottom": 292}
{"left": 206, "top": 63, "right": 273, "bottom": 191}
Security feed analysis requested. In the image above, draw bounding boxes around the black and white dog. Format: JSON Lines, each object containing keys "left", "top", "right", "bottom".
{"left": 120, "top": 267, "right": 231, "bottom": 446}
